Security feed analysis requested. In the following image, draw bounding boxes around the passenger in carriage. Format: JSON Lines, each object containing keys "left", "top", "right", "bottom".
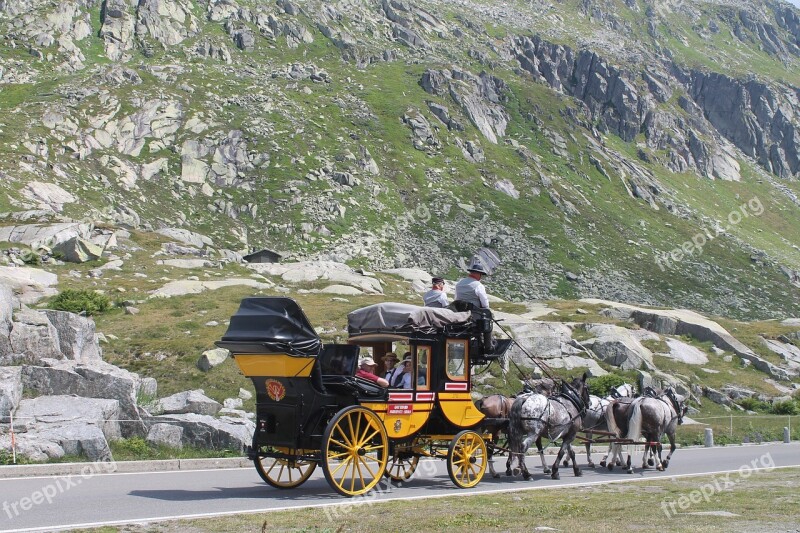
{"left": 393, "top": 356, "right": 414, "bottom": 389}
{"left": 423, "top": 276, "right": 449, "bottom": 308}
{"left": 382, "top": 352, "right": 400, "bottom": 383}
{"left": 356, "top": 357, "right": 389, "bottom": 388}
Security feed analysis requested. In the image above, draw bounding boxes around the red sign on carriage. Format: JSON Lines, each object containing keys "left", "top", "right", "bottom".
{"left": 387, "top": 404, "right": 413, "bottom": 415}
{"left": 266, "top": 379, "right": 286, "bottom": 402}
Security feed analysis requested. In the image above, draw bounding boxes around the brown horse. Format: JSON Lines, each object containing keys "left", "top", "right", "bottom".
{"left": 476, "top": 394, "right": 514, "bottom": 478}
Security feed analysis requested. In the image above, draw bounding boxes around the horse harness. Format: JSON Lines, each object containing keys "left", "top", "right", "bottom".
{"left": 647, "top": 389, "right": 685, "bottom": 425}
{"left": 519, "top": 382, "right": 587, "bottom": 424}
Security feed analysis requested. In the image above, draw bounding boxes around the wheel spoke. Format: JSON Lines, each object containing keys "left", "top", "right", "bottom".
{"left": 335, "top": 425, "right": 353, "bottom": 449}
{"left": 358, "top": 426, "right": 381, "bottom": 447}
{"left": 358, "top": 456, "right": 379, "bottom": 478}
{"left": 331, "top": 456, "right": 351, "bottom": 477}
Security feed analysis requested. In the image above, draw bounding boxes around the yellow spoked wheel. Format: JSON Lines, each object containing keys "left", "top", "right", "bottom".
{"left": 254, "top": 449, "right": 317, "bottom": 489}
{"left": 447, "top": 430, "right": 488, "bottom": 489}
{"left": 322, "top": 406, "right": 389, "bottom": 497}
{"left": 385, "top": 452, "right": 420, "bottom": 482}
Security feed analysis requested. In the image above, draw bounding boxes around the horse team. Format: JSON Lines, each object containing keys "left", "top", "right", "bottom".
{"left": 478, "top": 375, "right": 688, "bottom": 480}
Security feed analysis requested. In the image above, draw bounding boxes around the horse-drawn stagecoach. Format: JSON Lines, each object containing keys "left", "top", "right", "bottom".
{"left": 217, "top": 297, "right": 512, "bottom": 496}
{"left": 219, "top": 297, "right": 687, "bottom": 496}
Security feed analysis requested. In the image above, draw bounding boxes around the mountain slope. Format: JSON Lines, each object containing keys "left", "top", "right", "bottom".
{"left": 1, "top": 0, "right": 800, "bottom": 318}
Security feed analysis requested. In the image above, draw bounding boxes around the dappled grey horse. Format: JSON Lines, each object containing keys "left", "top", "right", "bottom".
{"left": 476, "top": 378, "right": 557, "bottom": 477}
{"left": 506, "top": 373, "right": 590, "bottom": 480}
{"left": 626, "top": 387, "right": 687, "bottom": 470}
{"left": 581, "top": 383, "right": 636, "bottom": 468}
{"left": 606, "top": 388, "right": 687, "bottom": 472}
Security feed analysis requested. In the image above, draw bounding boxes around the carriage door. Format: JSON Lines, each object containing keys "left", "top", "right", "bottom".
{"left": 445, "top": 339, "right": 468, "bottom": 390}
{"left": 440, "top": 338, "right": 483, "bottom": 426}
{"left": 415, "top": 345, "right": 431, "bottom": 391}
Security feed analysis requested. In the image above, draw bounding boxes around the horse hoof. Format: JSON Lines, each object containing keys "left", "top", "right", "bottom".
{"left": 588, "top": 461, "right": 595, "bottom": 468}
{"left": 662, "top": 460, "right": 669, "bottom": 469}
{"left": 505, "top": 469, "right": 512, "bottom": 476}
{"left": 575, "top": 469, "right": 582, "bottom": 477}
{"left": 647, "top": 458, "right": 655, "bottom": 467}
{"left": 607, "top": 464, "right": 614, "bottom": 471}
{"left": 523, "top": 472, "right": 531, "bottom": 481}
{"left": 563, "top": 459, "right": 569, "bottom": 467}
{"left": 513, "top": 468, "right": 521, "bottom": 477}
{"left": 626, "top": 469, "right": 633, "bottom": 474}
{"left": 657, "top": 465, "right": 664, "bottom": 472}
{"left": 543, "top": 468, "right": 551, "bottom": 475}
{"left": 599, "top": 460, "right": 606, "bottom": 468}
{"left": 551, "top": 472, "right": 560, "bottom": 480}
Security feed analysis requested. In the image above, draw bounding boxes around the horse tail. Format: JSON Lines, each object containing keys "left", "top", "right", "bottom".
{"left": 627, "top": 400, "right": 643, "bottom": 441}
{"left": 605, "top": 401, "right": 621, "bottom": 437}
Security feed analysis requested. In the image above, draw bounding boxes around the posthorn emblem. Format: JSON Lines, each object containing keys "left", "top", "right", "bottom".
{"left": 266, "top": 379, "right": 286, "bottom": 402}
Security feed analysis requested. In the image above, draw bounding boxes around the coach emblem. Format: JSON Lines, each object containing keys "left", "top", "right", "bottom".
{"left": 266, "top": 379, "right": 286, "bottom": 402}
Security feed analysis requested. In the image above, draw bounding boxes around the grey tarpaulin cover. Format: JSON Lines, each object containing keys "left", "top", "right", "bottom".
{"left": 347, "top": 302, "right": 471, "bottom": 334}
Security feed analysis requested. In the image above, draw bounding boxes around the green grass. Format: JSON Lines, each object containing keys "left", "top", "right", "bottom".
{"left": 72, "top": 467, "right": 800, "bottom": 532}
{"left": 109, "top": 437, "right": 241, "bottom": 461}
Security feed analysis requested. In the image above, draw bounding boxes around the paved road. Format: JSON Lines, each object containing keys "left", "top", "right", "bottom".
{"left": 1, "top": 442, "right": 798, "bottom": 532}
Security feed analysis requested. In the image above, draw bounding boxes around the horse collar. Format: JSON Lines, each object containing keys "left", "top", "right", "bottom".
{"left": 558, "top": 384, "right": 586, "bottom": 416}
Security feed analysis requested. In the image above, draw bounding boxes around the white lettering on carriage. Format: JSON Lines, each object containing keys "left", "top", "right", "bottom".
{"left": 660, "top": 451, "right": 775, "bottom": 518}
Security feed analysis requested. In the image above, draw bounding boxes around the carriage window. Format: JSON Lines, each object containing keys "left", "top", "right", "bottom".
{"left": 416, "top": 345, "right": 430, "bottom": 390}
{"left": 446, "top": 340, "right": 467, "bottom": 381}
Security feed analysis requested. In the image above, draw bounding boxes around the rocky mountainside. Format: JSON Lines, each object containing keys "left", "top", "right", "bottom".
{"left": 1, "top": 0, "right": 800, "bottom": 318}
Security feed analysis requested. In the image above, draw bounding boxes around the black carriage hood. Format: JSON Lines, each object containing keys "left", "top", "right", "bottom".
{"left": 347, "top": 302, "right": 472, "bottom": 335}
{"left": 217, "top": 297, "right": 322, "bottom": 356}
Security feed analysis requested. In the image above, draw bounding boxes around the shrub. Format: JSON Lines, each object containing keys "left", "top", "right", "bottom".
{"left": 50, "top": 289, "right": 111, "bottom": 315}
{"left": 770, "top": 400, "right": 799, "bottom": 415}
{"left": 737, "top": 397, "right": 770, "bottom": 412}
{"left": 588, "top": 374, "right": 626, "bottom": 397}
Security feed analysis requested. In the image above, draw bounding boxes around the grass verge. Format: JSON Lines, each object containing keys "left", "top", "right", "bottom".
{"left": 75, "top": 467, "right": 800, "bottom": 532}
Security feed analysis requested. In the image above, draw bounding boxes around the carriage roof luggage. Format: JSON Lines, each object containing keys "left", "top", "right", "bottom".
{"left": 216, "top": 297, "right": 322, "bottom": 356}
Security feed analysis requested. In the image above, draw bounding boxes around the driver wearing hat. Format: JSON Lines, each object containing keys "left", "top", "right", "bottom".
{"left": 454, "top": 257, "right": 490, "bottom": 309}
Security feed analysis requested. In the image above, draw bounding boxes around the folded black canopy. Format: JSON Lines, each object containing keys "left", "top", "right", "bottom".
{"left": 217, "top": 297, "right": 322, "bottom": 356}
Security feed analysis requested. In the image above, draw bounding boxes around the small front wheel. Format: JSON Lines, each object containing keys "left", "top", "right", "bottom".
{"left": 322, "top": 406, "right": 388, "bottom": 497}
{"left": 447, "top": 430, "right": 487, "bottom": 489}
{"left": 385, "top": 453, "right": 419, "bottom": 482}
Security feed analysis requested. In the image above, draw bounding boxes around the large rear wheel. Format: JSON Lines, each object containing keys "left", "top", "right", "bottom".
{"left": 322, "top": 406, "right": 388, "bottom": 497}
{"left": 447, "top": 430, "right": 487, "bottom": 489}
{"left": 254, "top": 449, "right": 316, "bottom": 489}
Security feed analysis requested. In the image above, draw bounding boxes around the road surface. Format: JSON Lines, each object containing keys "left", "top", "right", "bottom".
{"left": 1, "top": 442, "right": 798, "bottom": 532}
